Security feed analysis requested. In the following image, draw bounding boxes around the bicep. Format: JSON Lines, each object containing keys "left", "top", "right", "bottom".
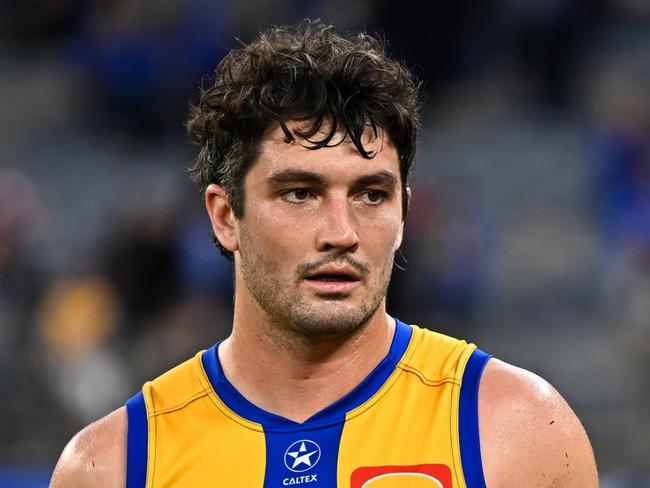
{"left": 50, "top": 407, "right": 127, "bottom": 488}
{"left": 50, "top": 434, "right": 90, "bottom": 488}
{"left": 478, "top": 359, "right": 598, "bottom": 488}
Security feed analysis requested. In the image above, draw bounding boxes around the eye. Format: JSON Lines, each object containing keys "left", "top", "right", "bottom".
{"left": 360, "top": 190, "right": 386, "bottom": 205}
{"left": 282, "top": 188, "right": 312, "bottom": 203}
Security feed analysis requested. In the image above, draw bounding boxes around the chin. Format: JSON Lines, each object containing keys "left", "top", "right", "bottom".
{"left": 286, "top": 301, "right": 379, "bottom": 339}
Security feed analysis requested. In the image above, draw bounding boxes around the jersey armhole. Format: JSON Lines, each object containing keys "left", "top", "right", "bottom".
{"left": 126, "top": 391, "right": 148, "bottom": 488}
{"left": 459, "top": 348, "right": 491, "bottom": 488}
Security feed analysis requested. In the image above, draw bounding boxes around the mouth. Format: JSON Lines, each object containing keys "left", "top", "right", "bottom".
{"left": 303, "top": 269, "right": 361, "bottom": 294}
{"left": 305, "top": 273, "right": 357, "bottom": 282}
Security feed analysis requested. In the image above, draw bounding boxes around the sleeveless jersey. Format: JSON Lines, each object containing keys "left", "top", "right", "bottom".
{"left": 126, "top": 319, "right": 491, "bottom": 487}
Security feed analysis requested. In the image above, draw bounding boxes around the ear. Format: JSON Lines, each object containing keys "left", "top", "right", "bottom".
{"left": 404, "top": 185, "right": 412, "bottom": 217}
{"left": 394, "top": 223, "right": 405, "bottom": 252}
{"left": 393, "top": 185, "right": 411, "bottom": 252}
{"left": 394, "top": 185, "right": 411, "bottom": 251}
{"left": 205, "top": 184, "right": 239, "bottom": 253}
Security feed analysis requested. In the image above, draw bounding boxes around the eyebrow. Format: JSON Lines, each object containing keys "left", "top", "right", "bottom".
{"left": 266, "top": 169, "right": 327, "bottom": 186}
{"left": 353, "top": 171, "right": 398, "bottom": 189}
{"left": 266, "top": 169, "right": 398, "bottom": 189}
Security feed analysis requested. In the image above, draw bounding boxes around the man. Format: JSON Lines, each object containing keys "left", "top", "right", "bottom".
{"left": 50, "top": 20, "right": 598, "bottom": 487}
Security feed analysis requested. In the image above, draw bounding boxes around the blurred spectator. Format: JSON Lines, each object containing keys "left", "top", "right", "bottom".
{"left": 0, "top": 168, "right": 55, "bottom": 462}
{"left": 102, "top": 193, "right": 183, "bottom": 335}
{"left": 39, "top": 275, "right": 119, "bottom": 360}
{"left": 507, "top": 0, "right": 600, "bottom": 109}
{"left": 0, "top": 169, "right": 43, "bottom": 391}
{"left": 176, "top": 206, "right": 234, "bottom": 300}
{"left": 588, "top": 68, "right": 650, "bottom": 457}
{"left": 130, "top": 292, "right": 232, "bottom": 382}
{"left": 592, "top": 91, "right": 650, "bottom": 251}
{"left": 38, "top": 273, "right": 130, "bottom": 422}
{"left": 389, "top": 177, "right": 494, "bottom": 332}
{"left": 69, "top": 0, "right": 232, "bottom": 136}
{"left": 589, "top": 69, "right": 650, "bottom": 329}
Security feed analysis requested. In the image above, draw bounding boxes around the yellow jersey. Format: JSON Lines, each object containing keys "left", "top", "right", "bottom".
{"left": 126, "top": 319, "right": 491, "bottom": 487}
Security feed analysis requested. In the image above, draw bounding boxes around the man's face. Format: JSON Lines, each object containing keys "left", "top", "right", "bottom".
{"left": 234, "top": 124, "right": 405, "bottom": 339}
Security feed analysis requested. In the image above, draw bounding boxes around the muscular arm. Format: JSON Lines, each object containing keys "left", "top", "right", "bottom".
{"left": 479, "top": 359, "right": 598, "bottom": 487}
{"left": 50, "top": 407, "right": 127, "bottom": 488}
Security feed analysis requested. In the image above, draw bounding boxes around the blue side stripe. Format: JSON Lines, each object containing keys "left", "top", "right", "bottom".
{"left": 459, "top": 349, "right": 491, "bottom": 488}
{"left": 126, "top": 391, "right": 148, "bottom": 488}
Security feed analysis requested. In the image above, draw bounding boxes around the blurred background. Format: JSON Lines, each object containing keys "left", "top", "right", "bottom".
{"left": 0, "top": 0, "right": 649, "bottom": 486}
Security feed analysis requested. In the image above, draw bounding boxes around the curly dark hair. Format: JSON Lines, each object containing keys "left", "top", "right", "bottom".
{"left": 187, "top": 19, "right": 422, "bottom": 260}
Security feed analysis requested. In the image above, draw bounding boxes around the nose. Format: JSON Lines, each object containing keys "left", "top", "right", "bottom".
{"left": 315, "top": 197, "right": 359, "bottom": 253}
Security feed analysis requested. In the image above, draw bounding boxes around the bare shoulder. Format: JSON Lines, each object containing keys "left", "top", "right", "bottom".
{"left": 478, "top": 358, "right": 598, "bottom": 488}
{"left": 50, "top": 406, "right": 127, "bottom": 488}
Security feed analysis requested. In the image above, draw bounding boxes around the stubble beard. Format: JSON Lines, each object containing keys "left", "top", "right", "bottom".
{"left": 238, "top": 227, "right": 394, "bottom": 341}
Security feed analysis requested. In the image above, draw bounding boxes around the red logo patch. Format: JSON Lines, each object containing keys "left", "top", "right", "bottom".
{"left": 351, "top": 464, "right": 452, "bottom": 488}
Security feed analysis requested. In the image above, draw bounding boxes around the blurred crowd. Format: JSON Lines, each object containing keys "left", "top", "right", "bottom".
{"left": 0, "top": 0, "right": 649, "bottom": 486}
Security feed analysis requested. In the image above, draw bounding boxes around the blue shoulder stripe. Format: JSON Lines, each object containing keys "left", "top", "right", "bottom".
{"left": 459, "top": 348, "right": 491, "bottom": 488}
{"left": 126, "top": 391, "right": 148, "bottom": 488}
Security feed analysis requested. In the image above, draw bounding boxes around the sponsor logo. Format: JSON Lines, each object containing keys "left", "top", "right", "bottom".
{"left": 282, "top": 474, "right": 318, "bottom": 485}
{"left": 350, "top": 464, "right": 452, "bottom": 488}
{"left": 284, "top": 440, "right": 321, "bottom": 473}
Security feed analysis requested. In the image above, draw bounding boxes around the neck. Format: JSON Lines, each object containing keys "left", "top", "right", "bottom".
{"left": 218, "top": 294, "right": 396, "bottom": 423}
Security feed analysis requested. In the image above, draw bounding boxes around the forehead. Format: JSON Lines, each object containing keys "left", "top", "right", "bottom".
{"left": 250, "top": 122, "right": 400, "bottom": 181}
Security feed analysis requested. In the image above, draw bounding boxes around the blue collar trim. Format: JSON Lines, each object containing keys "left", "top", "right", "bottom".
{"left": 201, "top": 318, "right": 412, "bottom": 431}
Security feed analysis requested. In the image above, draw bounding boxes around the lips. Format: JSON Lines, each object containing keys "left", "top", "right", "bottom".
{"left": 304, "top": 265, "right": 361, "bottom": 282}
{"left": 303, "top": 266, "right": 361, "bottom": 294}
{"left": 307, "top": 273, "right": 356, "bottom": 282}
